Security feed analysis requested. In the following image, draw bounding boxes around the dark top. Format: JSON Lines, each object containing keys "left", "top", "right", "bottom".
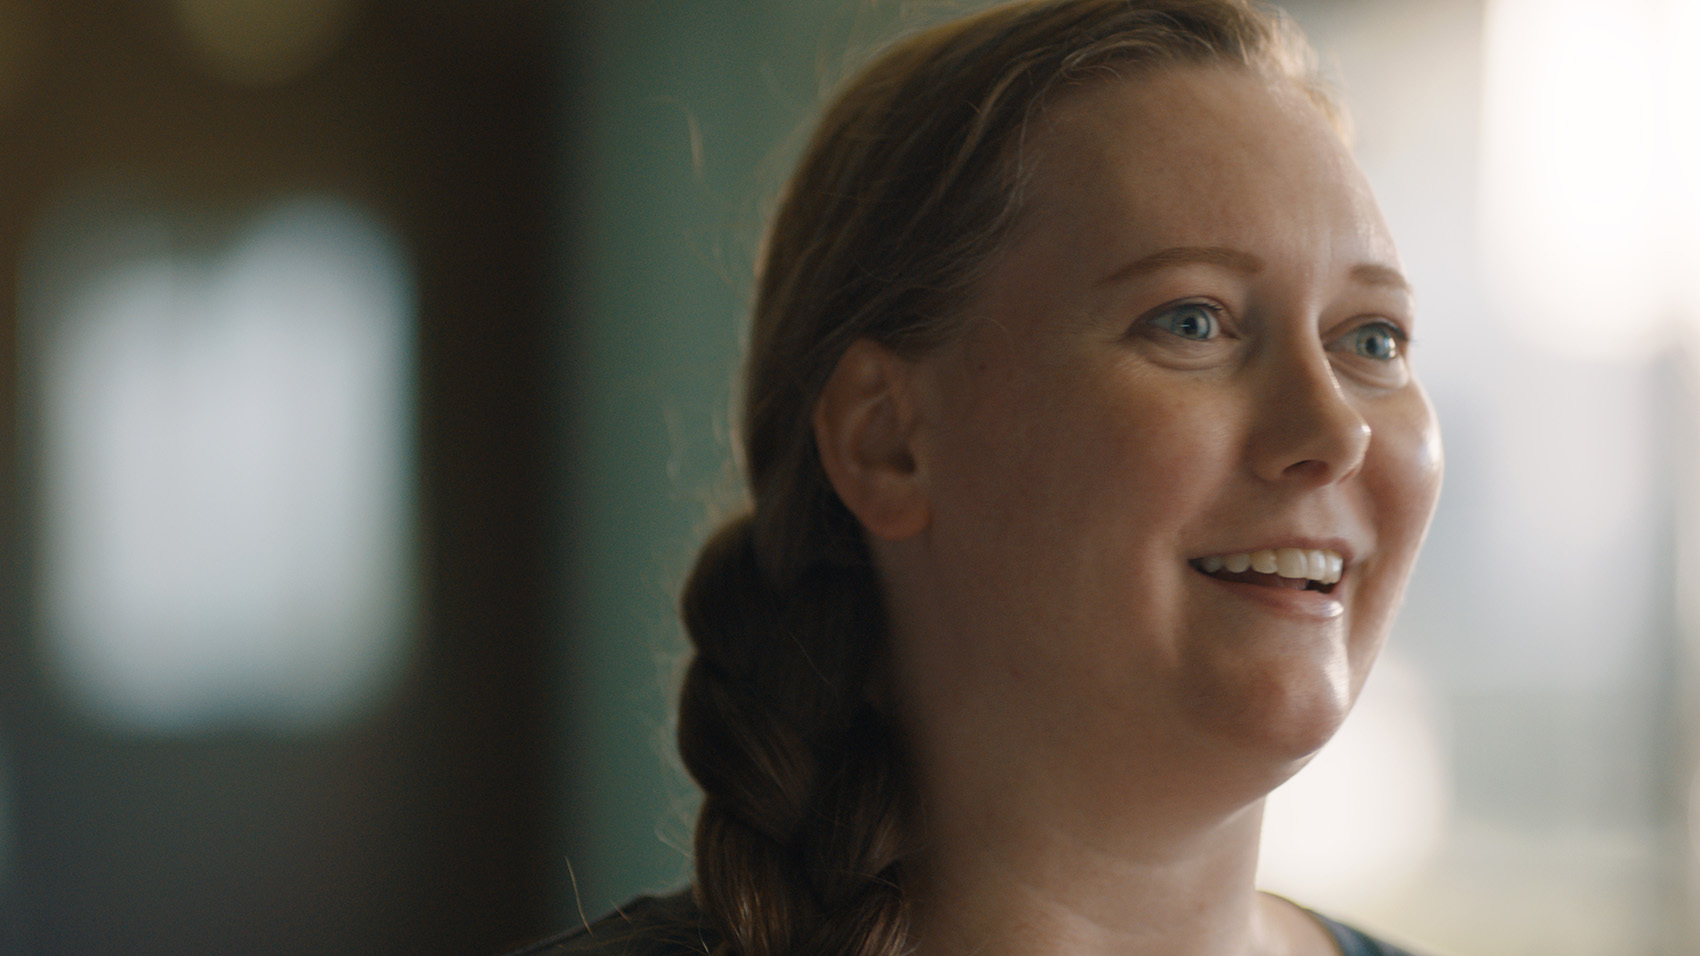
{"left": 502, "top": 891, "right": 1428, "bottom": 956}
{"left": 1309, "top": 910, "right": 1427, "bottom": 956}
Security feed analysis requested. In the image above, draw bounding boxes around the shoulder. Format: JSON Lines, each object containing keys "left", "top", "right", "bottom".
{"left": 1308, "top": 911, "right": 1434, "bottom": 956}
{"left": 499, "top": 890, "right": 711, "bottom": 956}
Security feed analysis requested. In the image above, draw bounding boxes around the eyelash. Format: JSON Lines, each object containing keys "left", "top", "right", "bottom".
{"left": 1144, "top": 300, "right": 1227, "bottom": 341}
{"left": 1141, "top": 301, "right": 1412, "bottom": 365}
{"left": 1333, "top": 320, "right": 1409, "bottom": 362}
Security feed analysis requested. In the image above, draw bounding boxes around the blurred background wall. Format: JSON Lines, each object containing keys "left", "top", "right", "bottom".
{"left": 0, "top": 0, "right": 558, "bottom": 952}
{"left": 2, "top": 1, "right": 1699, "bottom": 954}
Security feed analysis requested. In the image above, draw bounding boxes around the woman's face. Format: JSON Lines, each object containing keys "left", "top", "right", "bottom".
{"left": 880, "top": 66, "right": 1443, "bottom": 823}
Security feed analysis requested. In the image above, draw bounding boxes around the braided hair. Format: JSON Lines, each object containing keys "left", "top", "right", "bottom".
{"left": 675, "top": 4, "right": 1335, "bottom": 956}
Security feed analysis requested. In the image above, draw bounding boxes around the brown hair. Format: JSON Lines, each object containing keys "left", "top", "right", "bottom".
{"left": 676, "top": 3, "right": 1333, "bottom": 956}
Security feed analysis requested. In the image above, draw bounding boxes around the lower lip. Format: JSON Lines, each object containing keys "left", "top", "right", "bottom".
{"left": 1194, "top": 570, "right": 1345, "bottom": 620}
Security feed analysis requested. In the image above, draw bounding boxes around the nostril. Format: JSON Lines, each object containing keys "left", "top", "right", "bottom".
{"left": 1280, "top": 458, "right": 1334, "bottom": 482}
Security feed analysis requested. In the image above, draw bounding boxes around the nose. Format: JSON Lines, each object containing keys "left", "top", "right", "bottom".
{"left": 1248, "top": 347, "right": 1371, "bottom": 486}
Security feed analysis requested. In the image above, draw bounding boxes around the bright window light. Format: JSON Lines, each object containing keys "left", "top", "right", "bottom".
{"left": 22, "top": 192, "right": 415, "bottom": 733}
{"left": 1671, "top": 0, "right": 1700, "bottom": 317}
{"left": 1480, "top": 0, "right": 1700, "bottom": 360}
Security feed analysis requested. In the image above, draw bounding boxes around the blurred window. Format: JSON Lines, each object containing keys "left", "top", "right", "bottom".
{"left": 20, "top": 191, "right": 414, "bottom": 732}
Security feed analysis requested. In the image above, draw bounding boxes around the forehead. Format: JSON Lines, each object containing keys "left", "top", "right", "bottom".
{"left": 1007, "top": 65, "right": 1395, "bottom": 274}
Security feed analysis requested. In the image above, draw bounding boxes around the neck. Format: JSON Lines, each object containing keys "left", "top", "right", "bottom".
{"left": 904, "top": 791, "right": 1305, "bottom": 956}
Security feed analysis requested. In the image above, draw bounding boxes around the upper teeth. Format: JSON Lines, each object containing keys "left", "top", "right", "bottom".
{"left": 1197, "top": 548, "right": 1343, "bottom": 584}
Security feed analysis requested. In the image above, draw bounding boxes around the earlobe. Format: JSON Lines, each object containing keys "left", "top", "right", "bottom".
{"left": 813, "top": 338, "right": 930, "bottom": 541}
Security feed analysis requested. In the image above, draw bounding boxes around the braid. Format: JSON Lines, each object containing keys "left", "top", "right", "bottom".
{"left": 678, "top": 517, "right": 910, "bottom": 956}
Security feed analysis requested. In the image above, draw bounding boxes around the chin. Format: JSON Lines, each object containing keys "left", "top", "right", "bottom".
{"left": 1183, "top": 658, "right": 1358, "bottom": 773}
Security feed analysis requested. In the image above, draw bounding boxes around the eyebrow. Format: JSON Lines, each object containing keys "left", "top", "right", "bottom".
{"left": 1099, "top": 246, "right": 1265, "bottom": 285}
{"left": 1349, "top": 263, "right": 1413, "bottom": 294}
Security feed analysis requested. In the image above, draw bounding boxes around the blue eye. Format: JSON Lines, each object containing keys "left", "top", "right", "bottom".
{"left": 1340, "top": 322, "right": 1404, "bottom": 361}
{"left": 1149, "top": 302, "right": 1221, "bottom": 341}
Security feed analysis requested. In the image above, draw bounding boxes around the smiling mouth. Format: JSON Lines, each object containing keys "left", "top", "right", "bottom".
{"left": 1190, "top": 548, "right": 1343, "bottom": 594}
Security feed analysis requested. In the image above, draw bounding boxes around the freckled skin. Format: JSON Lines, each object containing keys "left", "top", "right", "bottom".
{"left": 867, "top": 67, "right": 1442, "bottom": 956}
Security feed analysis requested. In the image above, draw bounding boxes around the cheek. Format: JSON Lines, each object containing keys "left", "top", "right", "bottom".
{"left": 1350, "top": 389, "right": 1443, "bottom": 658}
{"left": 921, "top": 366, "right": 1247, "bottom": 691}
{"left": 941, "top": 364, "right": 1238, "bottom": 555}
{"left": 1374, "top": 387, "right": 1443, "bottom": 555}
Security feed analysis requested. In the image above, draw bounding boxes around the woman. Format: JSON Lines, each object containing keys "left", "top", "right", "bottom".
{"left": 518, "top": 0, "right": 1443, "bottom": 954}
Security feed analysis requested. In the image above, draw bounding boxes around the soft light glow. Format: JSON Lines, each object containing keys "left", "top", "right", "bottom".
{"left": 1258, "top": 655, "right": 1449, "bottom": 907}
{"left": 170, "top": 0, "right": 359, "bottom": 86}
{"left": 1671, "top": 0, "right": 1700, "bottom": 318}
{"left": 1478, "top": 0, "right": 1675, "bottom": 362}
{"left": 25, "top": 193, "right": 414, "bottom": 732}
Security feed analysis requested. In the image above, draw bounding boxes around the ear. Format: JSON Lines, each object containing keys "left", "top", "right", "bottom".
{"left": 812, "top": 338, "right": 930, "bottom": 541}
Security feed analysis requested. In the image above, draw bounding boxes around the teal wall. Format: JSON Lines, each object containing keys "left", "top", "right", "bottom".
{"left": 558, "top": 0, "right": 981, "bottom": 919}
